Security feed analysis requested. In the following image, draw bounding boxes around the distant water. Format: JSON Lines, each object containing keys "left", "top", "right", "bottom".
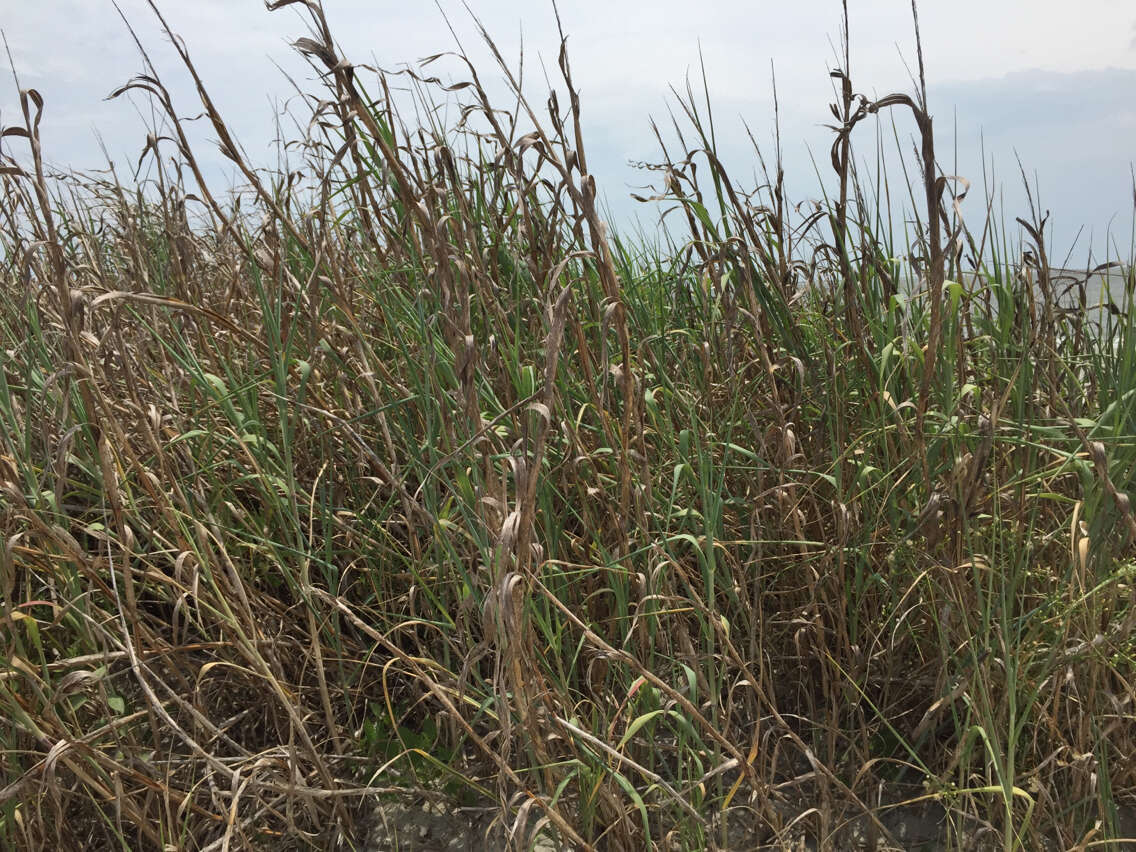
{"left": 1045, "top": 266, "right": 1131, "bottom": 312}
{"left": 893, "top": 266, "right": 1133, "bottom": 315}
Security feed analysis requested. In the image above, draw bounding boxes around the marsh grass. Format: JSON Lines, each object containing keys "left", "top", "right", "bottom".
{"left": 1, "top": 1, "right": 1134, "bottom": 849}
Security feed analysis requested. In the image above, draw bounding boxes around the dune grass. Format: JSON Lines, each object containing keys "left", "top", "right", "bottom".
{"left": 1, "top": 2, "right": 1134, "bottom": 849}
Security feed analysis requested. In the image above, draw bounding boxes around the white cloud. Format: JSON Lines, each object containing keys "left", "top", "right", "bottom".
{"left": 1, "top": 0, "right": 1133, "bottom": 256}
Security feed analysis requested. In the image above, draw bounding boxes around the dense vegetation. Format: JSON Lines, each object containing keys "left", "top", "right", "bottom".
{"left": 1, "top": 2, "right": 1134, "bottom": 849}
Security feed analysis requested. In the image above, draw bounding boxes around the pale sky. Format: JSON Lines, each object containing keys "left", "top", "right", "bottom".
{"left": 2, "top": 1, "right": 1135, "bottom": 259}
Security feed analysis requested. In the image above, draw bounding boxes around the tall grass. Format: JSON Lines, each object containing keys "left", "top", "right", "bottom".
{"left": 1, "top": 2, "right": 1134, "bottom": 849}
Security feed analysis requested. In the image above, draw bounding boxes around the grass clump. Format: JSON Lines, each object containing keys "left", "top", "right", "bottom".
{"left": 1, "top": 2, "right": 1134, "bottom": 850}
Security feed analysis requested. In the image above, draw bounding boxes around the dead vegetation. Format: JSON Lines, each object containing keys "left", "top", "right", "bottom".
{"left": 1, "top": 1, "right": 1134, "bottom": 850}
